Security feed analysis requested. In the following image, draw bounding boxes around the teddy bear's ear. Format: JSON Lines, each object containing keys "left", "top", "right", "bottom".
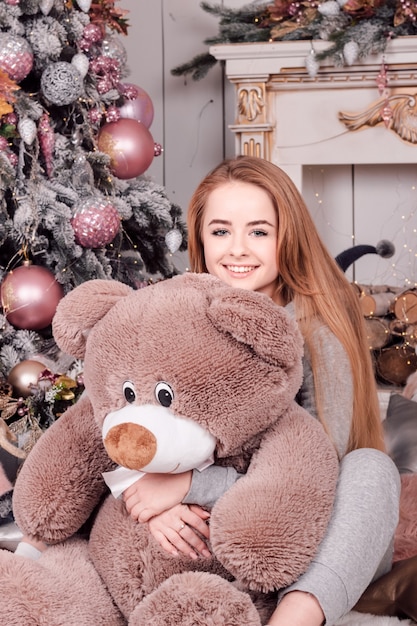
{"left": 52, "top": 279, "right": 133, "bottom": 358}
{"left": 207, "top": 289, "right": 303, "bottom": 368}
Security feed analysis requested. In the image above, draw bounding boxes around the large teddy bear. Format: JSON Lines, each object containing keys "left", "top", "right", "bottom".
{"left": 1, "top": 272, "right": 338, "bottom": 625}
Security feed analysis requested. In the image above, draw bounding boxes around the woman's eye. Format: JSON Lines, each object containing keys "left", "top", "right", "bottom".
{"left": 123, "top": 381, "right": 136, "bottom": 403}
{"left": 155, "top": 382, "right": 174, "bottom": 407}
{"left": 212, "top": 228, "right": 229, "bottom": 236}
{"left": 251, "top": 229, "right": 268, "bottom": 237}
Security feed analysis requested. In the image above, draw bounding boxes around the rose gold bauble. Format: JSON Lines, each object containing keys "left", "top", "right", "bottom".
{"left": 118, "top": 83, "right": 154, "bottom": 129}
{"left": 0, "top": 263, "right": 64, "bottom": 330}
{"left": 97, "top": 118, "right": 155, "bottom": 180}
{"left": 8, "top": 360, "right": 46, "bottom": 398}
{"left": 0, "top": 33, "right": 33, "bottom": 82}
{"left": 71, "top": 197, "right": 120, "bottom": 248}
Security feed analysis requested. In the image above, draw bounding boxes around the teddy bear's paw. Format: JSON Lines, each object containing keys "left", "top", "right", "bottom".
{"left": 0, "top": 539, "right": 126, "bottom": 626}
{"left": 129, "top": 571, "right": 262, "bottom": 626}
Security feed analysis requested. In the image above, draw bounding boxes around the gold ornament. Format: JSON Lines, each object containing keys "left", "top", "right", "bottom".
{"left": 7, "top": 360, "right": 46, "bottom": 398}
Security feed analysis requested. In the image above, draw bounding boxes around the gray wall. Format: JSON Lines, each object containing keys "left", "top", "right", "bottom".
{"left": 121, "top": 1, "right": 239, "bottom": 270}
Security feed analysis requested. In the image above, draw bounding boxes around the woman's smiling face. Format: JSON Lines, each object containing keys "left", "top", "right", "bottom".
{"left": 201, "top": 181, "right": 280, "bottom": 299}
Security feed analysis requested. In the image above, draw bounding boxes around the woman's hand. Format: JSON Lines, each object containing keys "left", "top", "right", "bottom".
{"left": 147, "top": 503, "right": 211, "bottom": 560}
{"left": 123, "top": 471, "right": 192, "bottom": 522}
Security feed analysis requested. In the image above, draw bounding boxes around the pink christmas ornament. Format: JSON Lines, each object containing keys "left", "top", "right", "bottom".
{"left": 1, "top": 262, "right": 64, "bottom": 330}
{"left": 105, "top": 105, "right": 120, "bottom": 123}
{"left": 97, "top": 118, "right": 155, "bottom": 179}
{"left": 83, "top": 23, "right": 102, "bottom": 43}
{"left": 71, "top": 197, "right": 120, "bottom": 248}
{"left": 38, "top": 113, "right": 55, "bottom": 177}
{"left": 7, "top": 152, "right": 18, "bottom": 167}
{"left": 0, "top": 33, "right": 33, "bottom": 82}
{"left": 118, "top": 83, "right": 154, "bottom": 129}
{"left": 90, "top": 55, "right": 121, "bottom": 94}
{"left": 4, "top": 112, "right": 17, "bottom": 125}
{"left": 88, "top": 108, "right": 103, "bottom": 124}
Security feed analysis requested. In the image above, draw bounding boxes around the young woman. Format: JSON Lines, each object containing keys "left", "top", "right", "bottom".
{"left": 121, "top": 156, "right": 399, "bottom": 624}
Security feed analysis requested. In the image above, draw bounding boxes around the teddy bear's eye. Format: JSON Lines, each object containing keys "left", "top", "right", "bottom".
{"left": 155, "top": 382, "right": 174, "bottom": 407}
{"left": 123, "top": 381, "right": 136, "bottom": 403}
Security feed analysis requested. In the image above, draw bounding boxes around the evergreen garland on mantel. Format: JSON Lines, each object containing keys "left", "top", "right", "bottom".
{"left": 172, "top": 0, "right": 417, "bottom": 81}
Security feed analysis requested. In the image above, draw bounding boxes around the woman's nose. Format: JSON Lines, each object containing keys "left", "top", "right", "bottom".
{"left": 229, "top": 234, "right": 248, "bottom": 256}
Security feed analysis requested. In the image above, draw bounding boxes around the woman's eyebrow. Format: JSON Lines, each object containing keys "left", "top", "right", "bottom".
{"left": 207, "top": 219, "right": 274, "bottom": 227}
{"left": 207, "top": 219, "right": 231, "bottom": 226}
{"left": 248, "top": 220, "right": 275, "bottom": 227}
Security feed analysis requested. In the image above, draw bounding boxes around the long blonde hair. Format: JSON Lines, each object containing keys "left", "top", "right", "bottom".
{"left": 187, "top": 156, "right": 385, "bottom": 453}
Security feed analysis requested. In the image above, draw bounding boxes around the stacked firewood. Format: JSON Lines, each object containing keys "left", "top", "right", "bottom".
{"left": 355, "top": 285, "right": 417, "bottom": 387}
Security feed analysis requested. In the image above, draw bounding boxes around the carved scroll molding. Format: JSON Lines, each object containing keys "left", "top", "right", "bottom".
{"left": 237, "top": 85, "right": 265, "bottom": 122}
{"left": 229, "top": 80, "right": 274, "bottom": 159}
{"left": 339, "top": 93, "right": 417, "bottom": 144}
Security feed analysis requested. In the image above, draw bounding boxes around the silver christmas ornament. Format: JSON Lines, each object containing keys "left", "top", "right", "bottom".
{"left": 101, "top": 35, "right": 127, "bottom": 66}
{"left": 75, "top": 0, "right": 92, "bottom": 11}
{"left": 343, "top": 41, "right": 359, "bottom": 66}
{"left": 18, "top": 118, "right": 37, "bottom": 145}
{"left": 318, "top": 1, "right": 341, "bottom": 16}
{"left": 39, "top": 0, "right": 54, "bottom": 15}
{"left": 71, "top": 52, "right": 89, "bottom": 78}
{"left": 305, "top": 52, "right": 320, "bottom": 78}
{"left": 165, "top": 229, "right": 183, "bottom": 254}
{"left": 41, "top": 62, "right": 84, "bottom": 106}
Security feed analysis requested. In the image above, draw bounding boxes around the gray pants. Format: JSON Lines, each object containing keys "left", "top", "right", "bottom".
{"left": 280, "top": 448, "right": 401, "bottom": 625}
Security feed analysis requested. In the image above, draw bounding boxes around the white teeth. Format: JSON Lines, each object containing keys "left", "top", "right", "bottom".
{"left": 226, "top": 265, "right": 255, "bottom": 273}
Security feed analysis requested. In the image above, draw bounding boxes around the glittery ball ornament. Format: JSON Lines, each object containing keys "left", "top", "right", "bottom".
{"left": 41, "top": 62, "right": 83, "bottom": 106}
{"left": 0, "top": 262, "right": 64, "bottom": 330}
{"left": 0, "top": 33, "right": 33, "bottom": 82}
{"left": 101, "top": 35, "right": 127, "bottom": 67}
{"left": 165, "top": 229, "right": 183, "bottom": 254}
{"left": 71, "top": 197, "right": 120, "bottom": 248}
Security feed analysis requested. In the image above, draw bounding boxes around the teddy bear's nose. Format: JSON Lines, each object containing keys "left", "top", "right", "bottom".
{"left": 104, "top": 423, "right": 157, "bottom": 470}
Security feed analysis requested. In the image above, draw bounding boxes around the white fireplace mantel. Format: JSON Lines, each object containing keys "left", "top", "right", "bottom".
{"left": 210, "top": 37, "right": 417, "bottom": 190}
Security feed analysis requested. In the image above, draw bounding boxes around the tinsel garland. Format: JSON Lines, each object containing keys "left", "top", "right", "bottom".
{"left": 172, "top": 0, "right": 417, "bottom": 80}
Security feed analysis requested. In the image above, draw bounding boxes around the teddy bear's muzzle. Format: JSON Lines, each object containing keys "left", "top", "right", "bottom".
{"left": 104, "top": 423, "right": 157, "bottom": 470}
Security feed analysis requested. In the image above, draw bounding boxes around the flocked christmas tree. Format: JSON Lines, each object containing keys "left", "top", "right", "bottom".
{"left": 0, "top": 0, "right": 186, "bottom": 453}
